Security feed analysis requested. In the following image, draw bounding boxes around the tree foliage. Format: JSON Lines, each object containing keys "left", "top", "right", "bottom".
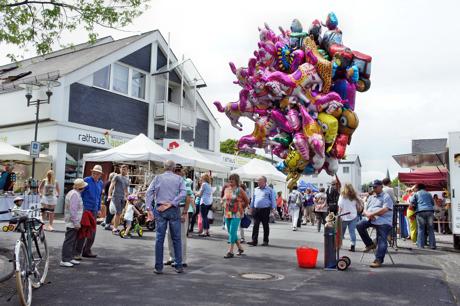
{"left": 0, "top": 0, "right": 149, "bottom": 60}
{"left": 220, "top": 139, "right": 267, "bottom": 160}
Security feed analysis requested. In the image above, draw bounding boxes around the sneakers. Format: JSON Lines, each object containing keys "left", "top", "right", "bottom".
{"left": 60, "top": 261, "right": 74, "bottom": 267}
{"left": 164, "top": 260, "right": 174, "bottom": 266}
{"left": 175, "top": 267, "right": 184, "bottom": 273}
{"left": 73, "top": 255, "right": 82, "bottom": 261}
{"left": 70, "top": 259, "right": 80, "bottom": 265}
{"left": 237, "top": 248, "right": 244, "bottom": 256}
{"left": 292, "top": 227, "right": 297, "bottom": 231}
{"left": 370, "top": 260, "right": 382, "bottom": 268}
{"left": 224, "top": 252, "right": 234, "bottom": 259}
{"left": 154, "top": 269, "right": 163, "bottom": 275}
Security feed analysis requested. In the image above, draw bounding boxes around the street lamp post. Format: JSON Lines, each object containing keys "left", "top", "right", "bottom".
{"left": 22, "top": 80, "right": 60, "bottom": 180}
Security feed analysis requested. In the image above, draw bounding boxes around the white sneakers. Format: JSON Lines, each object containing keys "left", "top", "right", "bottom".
{"left": 60, "top": 259, "right": 81, "bottom": 267}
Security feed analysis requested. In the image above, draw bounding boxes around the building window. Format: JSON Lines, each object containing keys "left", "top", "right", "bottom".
{"left": 343, "top": 166, "right": 350, "bottom": 174}
{"left": 168, "top": 87, "right": 173, "bottom": 102}
{"left": 93, "top": 65, "right": 110, "bottom": 89}
{"left": 132, "top": 71, "right": 146, "bottom": 99}
{"left": 113, "top": 63, "right": 129, "bottom": 94}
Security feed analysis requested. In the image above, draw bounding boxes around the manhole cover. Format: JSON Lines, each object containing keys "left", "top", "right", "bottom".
{"left": 238, "top": 272, "right": 283, "bottom": 281}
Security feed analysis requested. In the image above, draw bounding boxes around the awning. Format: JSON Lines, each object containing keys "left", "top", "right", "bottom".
{"left": 82, "top": 133, "right": 191, "bottom": 164}
{"left": 231, "top": 158, "right": 287, "bottom": 182}
{"left": 167, "top": 142, "right": 229, "bottom": 173}
{"left": 0, "top": 141, "right": 52, "bottom": 164}
{"left": 393, "top": 151, "right": 447, "bottom": 169}
{"left": 398, "top": 169, "right": 448, "bottom": 191}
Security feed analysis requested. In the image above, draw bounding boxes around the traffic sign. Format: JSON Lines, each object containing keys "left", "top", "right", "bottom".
{"left": 30, "top": 141, "right": 41, "bottom": 158}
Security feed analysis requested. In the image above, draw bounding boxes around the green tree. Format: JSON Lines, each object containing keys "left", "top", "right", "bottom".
{"left": 220, "top": 139, "right": 269, "bottom": 161}
{"left": 220, "top": 139, "right": 237, "bottom": 155}
{"left": 0, "top": 0, "right": 149, "bottom": 60}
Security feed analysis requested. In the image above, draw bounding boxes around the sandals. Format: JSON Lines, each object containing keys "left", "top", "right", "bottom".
{"left": 237, "top": 248, "right": 244, "bottom": 256}
{"left": 224, "top": 252, "right": 234, "bottom": 259}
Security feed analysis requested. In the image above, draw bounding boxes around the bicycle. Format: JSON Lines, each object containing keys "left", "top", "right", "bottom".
{"left": 1, "top": 206, "right": 50, "bottom": 306}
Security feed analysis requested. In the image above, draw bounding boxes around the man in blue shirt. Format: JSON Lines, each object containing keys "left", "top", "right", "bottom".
{"left": 356, "top": 179, "right": 394, "bottom": 268}
{"left": 75, "top": 165, "right": 104, "bottom": 259}
{"left": 248, "top": 176, "right": 276, "bottom": 247}
{"left": 146, "top": 160, "right": 186, "bottom": 274}
{"left": 410, "top": 183, "right": 436, "bottom": 249}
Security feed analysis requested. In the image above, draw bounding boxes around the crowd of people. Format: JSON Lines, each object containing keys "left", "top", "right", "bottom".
{"left": 8, "top": 159, "right": 444, "bottom": 270}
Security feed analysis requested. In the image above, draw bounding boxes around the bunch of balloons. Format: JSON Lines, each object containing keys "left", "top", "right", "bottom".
{"left": 214, "top": 12, "right": 372, "bottom": 189}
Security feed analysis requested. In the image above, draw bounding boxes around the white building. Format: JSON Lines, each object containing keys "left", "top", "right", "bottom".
{"left": 301, "top": 154, "right": 362, "bottom": 192}
{"left": 0, "top": 30, "right": 220, "bottom": 211}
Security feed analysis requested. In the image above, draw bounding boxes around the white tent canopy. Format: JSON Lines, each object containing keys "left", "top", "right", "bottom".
{"left": 0, "top": 141, "right": 51, "bottom": 164}
{"left": 231, "top": 158, "right": 287, "bottom": 182}
{"left": 169, "top": 143, "right": 229, "bottom": 172}
{"left": 82, "top": 133, "right": 191, "bottom": 164}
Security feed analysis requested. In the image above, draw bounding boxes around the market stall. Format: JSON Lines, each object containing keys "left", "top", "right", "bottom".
{"left": 168, "top": 142, "right": 229, "bottom": 173}
{"left": 83, "top": 133, "right": 194, "bottom": 191}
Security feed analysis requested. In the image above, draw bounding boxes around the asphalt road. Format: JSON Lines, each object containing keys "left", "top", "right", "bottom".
{"left": 0, "top": 219, "right": 458, "bottom": 306}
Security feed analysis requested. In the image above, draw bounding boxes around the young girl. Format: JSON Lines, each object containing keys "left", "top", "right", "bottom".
{"left": 39, "top": 170, "right": 60, "bottom": 231}
{"left": 123, "top": 195, "right": 141, "bottom": 238}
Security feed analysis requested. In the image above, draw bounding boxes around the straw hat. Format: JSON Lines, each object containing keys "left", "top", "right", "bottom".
{"left": 91, "top": 165, "right": 103, "bottom": 174}
{"left": 73, "top": 178, "right": 88, "bottom": 189}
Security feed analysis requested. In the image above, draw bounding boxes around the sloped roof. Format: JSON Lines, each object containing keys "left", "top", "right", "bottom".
{"left": 0, "top": 31, "right": 156, "bottom": 89}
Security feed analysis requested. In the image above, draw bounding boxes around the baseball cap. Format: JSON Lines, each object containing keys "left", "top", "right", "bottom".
{"left": 372, "top": 179, "right": 383, "bottom": 187}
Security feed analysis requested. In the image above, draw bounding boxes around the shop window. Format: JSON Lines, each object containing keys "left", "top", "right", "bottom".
{"left": 343, "top": 166, "right": 350, "bottom": 174}
{"left": 113, "top": 63, "right": 129, "bottom": 94}
{"left": 132, "top": 71, "right": 146, "bottom": 99}
{"left": 93, "top": 65, "right": 110, "bottom": 89}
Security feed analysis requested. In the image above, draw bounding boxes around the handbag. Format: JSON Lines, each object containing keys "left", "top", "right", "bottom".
{"left": 109, "top": 200, "right": 117, "bottom": 215}
{"left": 240, "top": 213, "right": 252, "bottom": 228}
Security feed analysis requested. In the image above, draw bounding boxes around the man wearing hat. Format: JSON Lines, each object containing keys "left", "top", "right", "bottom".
{"left": 75, "top": 165, "right": 103, "bottom": 259}
{"left": 61, "top": 178, "right": 87, "bottom": 267}
{"left": 356, "top": 179, "right": 394, "bottom": 268}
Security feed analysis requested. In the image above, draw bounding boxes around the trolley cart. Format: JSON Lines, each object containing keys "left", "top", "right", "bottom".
{"left": 324, "top": 212, "right": 351, "bottom": 271}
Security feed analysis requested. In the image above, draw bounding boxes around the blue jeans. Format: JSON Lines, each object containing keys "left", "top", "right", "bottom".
{"left": 154, "top": 207, "right": 182, "bottom": 271}
{"left": 200, "top": 205, "right": 211, "bottom": 230}
{"left": 399, "top": 210, "right": 408, "bottom": 238}
{"left": 416, "top": 211, "right": 436, "bottom": 249}
{"left": 342, "top": 217, "right": 358, "bottom": 246}
{"left": 357, "top": 219, "right": 392, "bottom": 263}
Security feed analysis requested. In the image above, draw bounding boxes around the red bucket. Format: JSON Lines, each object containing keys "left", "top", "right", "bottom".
{"left": 296, "top": 246, "right": 318, "bottom": 269}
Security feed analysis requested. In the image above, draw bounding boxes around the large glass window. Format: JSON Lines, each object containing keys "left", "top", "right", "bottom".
{"left": 112, "top": 64, "right": 129, "bottom": 94}
{"left": 132, "top": 71, "right": 146, "bottom": 99}
{"left": 93, "top": 65, "right": 110, "bottom": 89}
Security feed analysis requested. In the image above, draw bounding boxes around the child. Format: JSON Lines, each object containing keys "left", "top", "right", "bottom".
{"left": 11, "top": 196, "right": 24, "bottom": 215}
{"left": 123, "top": 195, "right": 141, "bottom": 238}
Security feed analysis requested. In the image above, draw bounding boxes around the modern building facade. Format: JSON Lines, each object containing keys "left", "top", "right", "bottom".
{"left": 0, "top": 30, "right": 220, "bottom": 211}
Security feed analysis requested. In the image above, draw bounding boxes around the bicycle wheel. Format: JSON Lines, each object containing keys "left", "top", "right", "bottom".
{"left": 15, "top": 240, "right": 32, "bottom": 306}
{"left": 31, "top": 226, "right": 49, "bottom": 288}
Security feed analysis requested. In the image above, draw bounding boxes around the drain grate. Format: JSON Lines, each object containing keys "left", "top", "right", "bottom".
{"left": 238, "top": 272, "right": 283, "bottom": 281}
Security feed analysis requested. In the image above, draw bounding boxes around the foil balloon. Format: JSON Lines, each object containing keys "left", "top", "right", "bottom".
{"left": 215, "top": 13, "right": 372, "bottom": 181}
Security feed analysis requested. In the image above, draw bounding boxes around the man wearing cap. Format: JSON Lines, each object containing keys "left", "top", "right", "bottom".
{"left": 164, "top": 164, "right": 193, "bottom": 268}
{"left": 75, "top": 165, "right": 103, "bottom": 259}
{"left": 146, "top": 160, "right": 186, "bottom": 274}
{"left": 356, "top": 179, "right": 394, "bottom": 268}
{"left": 60, "top": 178, "right": 86, "bottom": 267}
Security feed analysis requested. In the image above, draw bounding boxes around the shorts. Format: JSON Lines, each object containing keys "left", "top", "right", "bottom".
{"left": 112, "top": 197, "right": 125, "bottom": 214}
{"left": 125, "top": 220, "right": 132, "bottom": 226}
